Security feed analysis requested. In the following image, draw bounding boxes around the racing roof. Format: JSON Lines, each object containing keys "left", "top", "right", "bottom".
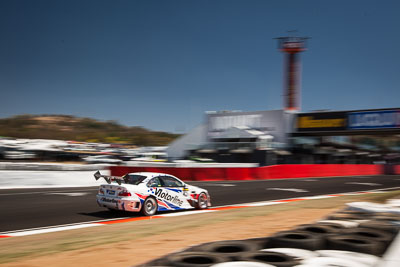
{"left": 95, "top": 171, "right": 182, "bottom": 185}
{"left": 126, "top": 172, "right": 180, "bottom": 182}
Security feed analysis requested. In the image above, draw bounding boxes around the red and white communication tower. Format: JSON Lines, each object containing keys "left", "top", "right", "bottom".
{"left": 276, "top": 35, "right": 309, "bottom": 112}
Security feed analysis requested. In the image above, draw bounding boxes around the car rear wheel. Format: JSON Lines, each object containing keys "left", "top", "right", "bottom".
{"left": 141, "top": 197, "right": 158, "bottom": 216}
{"left": 196, "top": 192, "right": 208, "bottom": 210}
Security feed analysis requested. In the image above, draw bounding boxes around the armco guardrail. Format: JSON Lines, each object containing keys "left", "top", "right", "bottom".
{"left": 110, "top": 164, "right": 384, "bottom": 181}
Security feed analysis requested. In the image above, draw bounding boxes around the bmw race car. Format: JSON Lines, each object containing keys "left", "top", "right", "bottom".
{"left": 94, "top": 171, "right": 211, "bottom": 216}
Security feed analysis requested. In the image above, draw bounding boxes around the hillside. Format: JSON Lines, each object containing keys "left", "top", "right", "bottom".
{"left": 0, "top": 115, "right": 180, "bottom": 146}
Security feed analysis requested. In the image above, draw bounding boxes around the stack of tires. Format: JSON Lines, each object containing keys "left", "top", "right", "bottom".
{"left": 140, "top": 202, "right": 400, "bottom": 267}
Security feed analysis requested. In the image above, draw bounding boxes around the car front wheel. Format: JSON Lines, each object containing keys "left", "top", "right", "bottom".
{"left": 141, "top": 197, "right": 158, "bottom": 216}
{"left": 196, "top": 192, "right": 208, "bottom": 210}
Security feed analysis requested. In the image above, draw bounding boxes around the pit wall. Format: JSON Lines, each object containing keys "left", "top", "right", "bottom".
{"left": 110, "top": 164, "right": 384, "bottom": 181}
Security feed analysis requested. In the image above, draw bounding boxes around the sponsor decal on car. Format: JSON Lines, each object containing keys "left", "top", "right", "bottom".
{"left": 135, "top": 193, "right": 147, "bottom": 204}
{"left": 154, "top": 188, "right": 183, "bottom": 206}
{"left": 101, "top": 197, "right": 119, "bottom": 204}
{"left": 107, "top": 190, "right": 115, "bottom": 195}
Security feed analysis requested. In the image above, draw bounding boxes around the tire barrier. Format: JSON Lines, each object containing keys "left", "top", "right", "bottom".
{"left": 386, "top": 199, "right": 400, "bottom": 208}
{"left": 347, "top": 202, "right": 400, "bottom": 214}
{"left": 165, "top": 252, "right": 229, "bottom": 267}
{"left": 316, "top": 219, "right": 360, "bottom": 228}
{"left": 341, "top": 227, "right": 395, "bottom": 245}
{"left": 139, "top": 200, "right": 400, "bottom": 266}
{"left": 268, "top": 231, "right": 324, "bottom": 251}
{"left": 195, "top": 240, "right": 262, "bottom": 261}
{"left": 237, "top": 251, "right": 299, "bottom": 267}
{"left": 359, "top": 220, "right": 400, "bottom": 235}
{"left": 326, "top": 234, "right": 385, "bottom": 256}
{"left": 296, "top": 256, "right": 370, "bottom": 267}
{"left": 335, "top": 209, "right": 371, "bottom": 216}
{"left": 327, "top": 213, "right": 370, "bottom": 221}
{"left": 295, "top": 224, "right": 342, "bottom": 236}
{"left": 315, "top": 250, "right": 380, "bottom": 266}
{"left": 314, "top": 221, "right": 347, "bottom": 230}
{"left": 332, "top": 210, "right": 372, "bottom": 219}
{"left": 260, "top": 248, "right": 317, "bottom": 261}
{"left": 372, "top": 213, "right": 400, "bottom": 222}
{"left": 210, "top": 262, "right": 275, "bottom": 267}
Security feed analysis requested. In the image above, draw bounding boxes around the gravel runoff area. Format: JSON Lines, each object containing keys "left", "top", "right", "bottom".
{"left": 1, "top": 190, "right": 400, "bottom": 266}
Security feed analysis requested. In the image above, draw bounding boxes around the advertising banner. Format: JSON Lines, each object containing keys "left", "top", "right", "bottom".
{"left": 296, "top": 112, "right": 347, "bottom": 132}
{"left": 348, "top": 110, "right": 400, "bottom": 129}
{"left": 206, "top": 110, "right": 289, "bottom": 143}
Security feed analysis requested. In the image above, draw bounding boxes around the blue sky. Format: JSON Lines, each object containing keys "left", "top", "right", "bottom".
{"left": 0, "top": 0, "right": 399, "bottom": 133}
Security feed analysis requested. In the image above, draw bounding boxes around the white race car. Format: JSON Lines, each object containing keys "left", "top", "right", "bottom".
{"left": 94, "top": 171, "right": 211, "bottom": 216}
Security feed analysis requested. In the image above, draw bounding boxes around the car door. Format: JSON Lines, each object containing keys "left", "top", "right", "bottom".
{"left": 154, "top": 175, "right": 191, "bottom": 210}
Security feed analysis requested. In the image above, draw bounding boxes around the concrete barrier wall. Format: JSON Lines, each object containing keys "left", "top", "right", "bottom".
{"left": 0, "top": 162, "right": 110, "bottom": 171}
{"left": 252, "top": 164, "right": 383, "bottom": 179}
{"left": 395, "top": 165, "right": 400, "bottom": 175}
{"left": 0, "top": 170, "right": 110, "bottom": 189}
{"left": 110, "top": 164, "right": 384, "bottom": 181}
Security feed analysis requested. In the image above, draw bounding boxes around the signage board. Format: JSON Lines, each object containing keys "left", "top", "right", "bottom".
{"left": 296, "top": 112, "right": 347, "bottom": 132}
{"left": 348, "top": 110, "right": 400, "bottom": 129}
{"left": 206, "top": 110, "right": 291, "bottom": 144}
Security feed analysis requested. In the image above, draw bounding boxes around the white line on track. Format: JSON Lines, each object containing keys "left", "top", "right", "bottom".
{"left": 303, "top": 195, "right": 335, "bottom": 200}
{"left": 0, "top": 188, "right": 98, "bottom": 196}
{"left": 244, "top": 202, "right": 283, "bottom": 207}
{"left": 0, "top": 185, "right": 100, "bottom": 190}
{"left": 346, "top": 182, "right": 381, "bottom": 186}
{"left": 0, "top": 217, "right": 132, "bottom": 235}
{"left": 203, "top": 184, "right": 236, "bottom": 187}
{"left": 46, "top": 192, "right": 90, "bottom": 197}
{"left": 370, "top": 186, "right": 400, "bottom": 191}
{"left": 7, "top": 224, "right": 102, "bottom": 237}
{"left": 267, "top": 188, "right": 309, "bottom": 193}
{"left": 161, "top": 210, "right": 217, "bottom": 217}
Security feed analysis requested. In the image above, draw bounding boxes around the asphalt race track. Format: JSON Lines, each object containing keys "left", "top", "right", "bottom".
{"left": 1, "top": 175, "right": 400, "bottom": 233}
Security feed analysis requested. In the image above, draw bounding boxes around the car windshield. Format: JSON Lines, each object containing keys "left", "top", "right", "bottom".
{"left": 123, "top": 174, "right": 147, "bottom": 185}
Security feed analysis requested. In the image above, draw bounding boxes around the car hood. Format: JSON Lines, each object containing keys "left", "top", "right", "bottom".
{"left": 186, "top": 184, "right": 207, "bottom": 194}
